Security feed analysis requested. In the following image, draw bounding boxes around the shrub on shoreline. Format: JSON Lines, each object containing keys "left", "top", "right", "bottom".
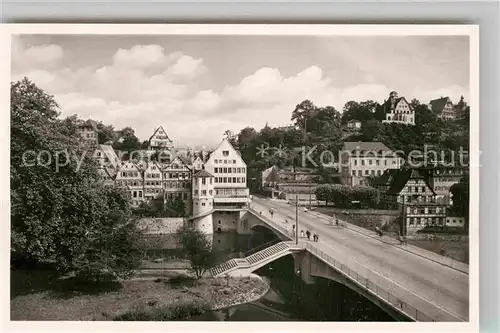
{"left": 113, "top": 300, "right": 210, "bottom": 321}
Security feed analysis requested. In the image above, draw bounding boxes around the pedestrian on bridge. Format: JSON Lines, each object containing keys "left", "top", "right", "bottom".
{"left": 300, "top": 230, "right": 305, "bottom": 238}
{"left": 306, "top": 230, "right": 311, "bottom": 240}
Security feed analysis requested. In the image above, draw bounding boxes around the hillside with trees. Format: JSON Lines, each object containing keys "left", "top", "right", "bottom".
{"left": 232, "top": 97, "right": 469, "bottom": 184}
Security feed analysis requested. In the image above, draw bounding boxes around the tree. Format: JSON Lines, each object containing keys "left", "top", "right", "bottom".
{"left": 165, "top": 196, "right": 187, "bottom": 217}
{"left": 450, "top": 174, "right": 469, "bottom": 233}
{"left": 97, "top": 122, "right": 115, "bottom": 144}
{"left": 291, "top": 99, "right": 316, "bottom": 133}
{"left": 341, "top": 101, "right": 375, "bottom": 124}
{"left": 361, "top": 120, "right": 383, "bottom": 141}
{"left": 10, "top": 78, "right": 144, "bottom": 281}
{"left": 176, "top": 225, "right": 217, "bottom": 279}
{"left": 113, "top": 126, "right": 141, "bottom": 153}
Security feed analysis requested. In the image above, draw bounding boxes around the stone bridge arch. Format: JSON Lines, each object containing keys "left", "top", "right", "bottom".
{"left": 236, "top": 209, "right": 291, "bottom": 241}
{"left": 295, "top": 250, "right": 411, "bottom": 321}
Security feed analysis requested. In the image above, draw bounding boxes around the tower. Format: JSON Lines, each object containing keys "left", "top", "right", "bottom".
{"left": 191, "top": 166, "right": 215, "bottom": 235}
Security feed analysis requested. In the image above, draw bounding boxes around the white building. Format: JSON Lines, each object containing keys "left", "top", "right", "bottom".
{"left": 341, "top": 141, "right": 404, "bottom": 186}
{"left": 162, "top": 156, "right": 192, "bottom": 214}
{"left": 347, "top": 119, "right": 362, "bottom": 130}
{"left": 115, "top": 162, "right": 144, "bottom": 207}
{"left": 148, "top": 125, "right": 174, "bottom": 151}
{"left": 204, "top": 138, "right": 249, "bottom": 209}
{"left": 381, "top": 91, "right": 415, "bottom": 125}
{"left": 428, "top": 96, "right": 456, "bottom": 120}
{"left": 191, "top": 168, "right": 215, "bottom": 235}
{"left": 93, "top": 144, "right": 121, "bottom": 168}
{"left": 144, "top": 161, "right": 163, "bottom": 201}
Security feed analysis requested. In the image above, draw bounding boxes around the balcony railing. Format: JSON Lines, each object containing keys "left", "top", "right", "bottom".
{"left": 214, "top": 188, "right": 249, "bottom": 198}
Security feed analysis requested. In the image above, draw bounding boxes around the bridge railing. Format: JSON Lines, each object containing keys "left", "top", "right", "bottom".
{"left": 248, "top": 207, "right": 295, "bottom": 239}
{"left": 302, "top": 242, "right": 462, "bottom": 322}
{"left": 223, "top": 239, "right": 283, "bottom": 261}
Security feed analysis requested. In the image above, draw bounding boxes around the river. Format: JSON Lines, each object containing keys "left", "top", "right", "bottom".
{"left": 145, "top": 230, "right": 397, "bottom": 321}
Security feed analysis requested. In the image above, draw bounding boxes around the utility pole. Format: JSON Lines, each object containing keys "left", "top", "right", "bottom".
{"left": 295, "top": 194, "right": 299, "bottom": 244}
{"left": 400, "top": 194, "right": 406, "bottom": 237}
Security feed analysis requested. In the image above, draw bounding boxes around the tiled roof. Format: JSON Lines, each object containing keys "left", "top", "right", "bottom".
{"left": 428, "top": 97, "right": 450, "bottom": 113}
{"left": 193, "top": 169, "right": 214, "bottom": 178}
{"left": 343, "top": 141, "right": 392, "bottom": 153}
{"left": 386, "top": 168, "right": 435, "bottom": 195}
{"left": 374, "top": 169, "right": 399, "bottom": 186}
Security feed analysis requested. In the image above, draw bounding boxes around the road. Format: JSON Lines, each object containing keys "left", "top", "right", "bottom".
{"left": 251, "top": 197, "right": 469, "bottom": 321}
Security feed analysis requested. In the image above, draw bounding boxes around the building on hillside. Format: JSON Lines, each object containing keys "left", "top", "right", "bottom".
{"left": 421, "top": 163, "right": 465, "bottom": 205}
{"left": 455, "top": 95, "right": 468, "bottom": 119}
{"left": 346, "top": 119, "right": 362, "bottom": 131}
{"left": 143, "top": 161, "right": 163, "bottom": 201}
{"left": 340, "top": 141, "right": 404, "bottom": 186}
{"left": 428, "top": 96, "right": 456, "bottom": 120}
{"left": 162, "top": 156, "right": 192, "bottom": 215}
{"left": 97, "top": 167, "right": 117, "bottom": 188}
{"left": 93, "top": 144, "right": 121, "bottom": 168}
{"left": 148, "top": 126, "right": 174, "bottom": 151}
{"left": 204, "top": 137, "right": 249, "bottom": 209}
{"left": 373, "top": 169, "right": 399, "bottom": 193}
{"left": 384, "top": 168, "right": 447, "bottom": 234}
{"left": 114, "top": 162, "right": 144, "bottom": 207}
{"left": 261, "top": 165, "right": 280, "bottom": 189}
{"left": 381, "top": 91, "right": 415, "bottom": 125}
{"left": 77, "top": 119, "right": 99, "bottom": 146}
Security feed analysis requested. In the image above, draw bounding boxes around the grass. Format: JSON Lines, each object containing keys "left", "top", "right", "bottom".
{"left": 10, "top": 270, "right": 268, "bottom": 321}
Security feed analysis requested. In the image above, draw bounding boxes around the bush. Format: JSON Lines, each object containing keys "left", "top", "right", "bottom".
{"left": 167, "top": 274, "right": 198, "bottom": 289}
{"left": 113, "top": 301, "right": 210, "bottom": 321}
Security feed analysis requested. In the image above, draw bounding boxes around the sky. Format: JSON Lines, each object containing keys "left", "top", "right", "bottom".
{"left": 11, "top": 34, "right": 470, "bottom": 148}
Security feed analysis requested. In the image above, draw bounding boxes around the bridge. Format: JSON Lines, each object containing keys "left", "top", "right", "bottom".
{"left": 212, "top": 196, "right": 469, "bottom": 322}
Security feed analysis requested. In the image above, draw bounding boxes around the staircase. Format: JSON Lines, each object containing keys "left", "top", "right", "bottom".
{"left": 210, "top": 241, "right": 297, "bottom": 277}
{"left": 210, "top": 259, "right": 239, "bottom": 276}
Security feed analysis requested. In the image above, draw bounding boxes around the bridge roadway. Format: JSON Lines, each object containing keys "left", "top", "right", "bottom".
{"left": 251, "top": 197, "right": 469, "bottom": 322}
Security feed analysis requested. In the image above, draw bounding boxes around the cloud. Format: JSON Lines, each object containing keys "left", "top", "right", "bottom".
{"left": 11, "top": 36, "right": 469, "bottom": 148}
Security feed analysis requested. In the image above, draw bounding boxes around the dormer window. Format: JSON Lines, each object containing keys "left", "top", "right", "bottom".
{"left": 223, "top": 150, "right": 229, "bottom": 157}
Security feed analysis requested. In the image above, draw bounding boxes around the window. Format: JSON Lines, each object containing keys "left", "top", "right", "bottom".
{"left": 233, "top": 168, "right": 237, "bottom": 173}
{"left": 233, "top": 177, "right": 237, "bottom": 183}
{"left": 215, "top": 160, "right": 218, "bottom": 164}
{"left": 214, "top": 168, "right": 218, "bottom": 173}
{"left": 224, "top": 160, "right": 227, "bottom": 164}
{"left": 202, "top": 190, "right": 206, "bottom": 196}
{"left": 384, "top": 160, "right": 387, "bottom": 166}
{"left": 219, "top": 177, "right": 223, "bottom": 183}
{"left": 209, "top": 190, "right": 213, "bottom": 195}
{"left": 242, "top": 168, "right": 246, "bottom": 173}
{"left": 133, "top": 191, "right": 137, "bottom": 198}
{"left": 376, "top": 160, "right": 380, "bottom": 166}
{"left": 223, "top": 151, "right": 229, "bottom": 156}
{"left": 210, "top": 178, "right": 213, "bottom": 184}
{"left": 223, "top": 167, "right": 227, "bottom": 173}
{"left": 228, "top": 168, "right": 231, "bottom": 174}
{"left": 228, "top": 177, "right": 232, "bottom": 183}
{"left": 352, "top": 171, "right": 356, "bottom": 176}
{"left": 202, "top": 178, "right": 206, "bottom": 185}
{"left": 194, "top": 190, "right": 198, "bottom": 195}
{"left": 233, "top": 160, "right": 236, "bottom": 164}
{"left": 237, "top": 167, "right": 241, "bottom": 173}
{"left": 358, "top": 170, "right": 362, "bottom": 176}
{"left": 215, "top": 178, "right": 218, "bottom": 183}
{"left": 202, "top": 203, "right": 205, "bottom": 206}
{"left": 369, "top": 160, "right": 372, "bottom": 165}
{"left": 354, "top": 160, "right": 358, "bottom": 166}
{"left": 365, "top": 170, "right": 369, "bottom": 175}
{"left": 361, "top": 160, "right": 365, "bottom": 166}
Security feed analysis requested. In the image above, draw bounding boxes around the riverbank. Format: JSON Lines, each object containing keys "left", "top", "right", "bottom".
{"left": 10, "top": 270, "right": 269, "bottom": 321}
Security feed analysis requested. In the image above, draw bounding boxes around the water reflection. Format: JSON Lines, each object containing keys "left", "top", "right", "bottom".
{"left": 144, "top": 231, "right": 396, "bottom": 321}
